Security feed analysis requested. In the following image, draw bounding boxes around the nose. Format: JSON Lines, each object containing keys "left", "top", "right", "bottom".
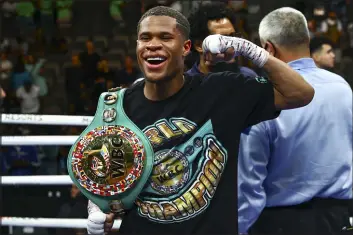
{"left": 146, "top": 38, "right": 163, "bottom": 51}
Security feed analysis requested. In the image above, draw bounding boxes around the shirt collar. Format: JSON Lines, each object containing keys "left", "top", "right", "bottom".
{"left": 287, "top": 58, "right": 317, "bottom": 70}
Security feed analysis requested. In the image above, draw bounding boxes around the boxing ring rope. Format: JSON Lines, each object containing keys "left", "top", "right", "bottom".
{"left": 1, "top": 113, "right": 93, "bottom": 126}
{"left": 1, "top": 217, "right": 121, "bottom": 229}
{"left": 1, "top": 113, "right": 120, "bottom": 231}
{"left": 2, "top": 135, "right": 79, "bottom": 145}
{"left": 2, "top": 175, "right": 72, "bottom": 185}
{"left": 1, "top": 175, "right": 123, "bottom": 229}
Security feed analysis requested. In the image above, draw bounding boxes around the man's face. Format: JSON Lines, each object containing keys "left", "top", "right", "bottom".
{"left": 137, "top": 16, "right": 190, "bottom": 83}
{"left": 124, "top": 56, "right": 133, "bottom": 68}
{"left": 208, "top": 17, "right": 237, "bottom": 64}
{"left": 71, "top": 184, "right": 80, "bottom": 198}
{"left": 208, "top": 17, "right": 236, "bottom": 37}
{"left": 72, "top": 55, "right": 80, "bottom": 65}
{"left": 98, "top": 59, "right": 108, "bottom": 71}
{"left": 206, "top": 17, "right": 238, "bottom": 68}
{"left": 27, "top": 55, "right": 34, "bottom": 64}
{"left": 1, "top": 53, "right": 7, "bottom": 60}
{"left": 86, "top": 41, "right": 94, "bottom": 51}
{"left": 314, "top": 44, "right": 335, "bottom": 69}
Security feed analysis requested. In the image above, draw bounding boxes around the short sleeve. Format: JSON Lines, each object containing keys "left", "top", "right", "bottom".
{"left": 219, "top": 71, "right": 278, "bottom": 129}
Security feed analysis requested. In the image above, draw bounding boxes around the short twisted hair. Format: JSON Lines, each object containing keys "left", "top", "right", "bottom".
{"left": 137, "top": 6, "right": 190, "bottom": 39}
{"left": 188, "top": 2, "right": 236, "bottom": 43}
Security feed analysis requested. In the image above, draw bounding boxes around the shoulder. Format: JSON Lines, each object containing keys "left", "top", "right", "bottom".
{"left": 203, "top": 71, "right": 272, "bottom": 94}
{"left": 311, "top": 68, "right": 351, "bottom": 88}
{"left": 242, "top": 121, "right": 269, "bottom": 136}
{"left": 124, "top": 78, "right": 145, "bottom": 99}
{"left": 132, "top": 77, "right": 145, "bottom": 85}
{"left": 240, "top": 66, "right": 258, "bottom": 77}
{"left": 203, "top": 71, "right": 246, "bottom": 83}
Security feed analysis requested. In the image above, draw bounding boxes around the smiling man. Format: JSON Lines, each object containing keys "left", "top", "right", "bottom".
{"left": 84, "top": 6, "right": 314, "bottom": 235}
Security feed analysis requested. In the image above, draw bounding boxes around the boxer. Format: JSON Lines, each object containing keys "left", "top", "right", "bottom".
{"left": 76, "top": 6, "right": 314, "bottom": 235}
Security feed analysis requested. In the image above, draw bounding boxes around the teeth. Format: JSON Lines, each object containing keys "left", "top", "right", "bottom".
{"left": 147, "top": 57, "right": 165, "bottom": 61}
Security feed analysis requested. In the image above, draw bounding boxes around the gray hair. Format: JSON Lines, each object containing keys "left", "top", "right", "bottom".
{"left": 258, "top": 7, "right": 310, "bottom": 47}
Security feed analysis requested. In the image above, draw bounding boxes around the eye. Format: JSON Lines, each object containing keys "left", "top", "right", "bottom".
{"left": 139, "top": 35, "right": 150, "bottom": 41}
{"left": 161, "top": 34, "right": 173, "bottom": 40}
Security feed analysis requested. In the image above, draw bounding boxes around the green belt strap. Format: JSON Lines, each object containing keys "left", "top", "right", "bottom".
{"left": 67, "top": 88, "right": 154, "bottom": 213}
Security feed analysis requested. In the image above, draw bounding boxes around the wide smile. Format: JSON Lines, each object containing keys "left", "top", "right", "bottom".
{"left": 144, "top": 56, "right": 168, "bottom": 70}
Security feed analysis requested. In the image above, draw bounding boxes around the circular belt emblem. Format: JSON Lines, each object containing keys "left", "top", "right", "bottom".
{"left": 71, "top": 125, "right": 145, "bottom": 196}
{"left": 104, "top": 93, "right": 117, "bottom": 105}
{"left": 150, "top": 149, "right": 190, "bottom": 195}
{"left": 103, "top": 108, "right": 117, "bottom": 123}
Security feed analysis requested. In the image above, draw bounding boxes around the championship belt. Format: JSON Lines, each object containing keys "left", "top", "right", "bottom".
{"left": 67, "top": 88, "right": 154, "bottom": 214}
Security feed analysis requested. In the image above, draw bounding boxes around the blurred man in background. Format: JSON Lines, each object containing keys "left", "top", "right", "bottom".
{"left": 16, "top": 79, "right": 41, "bottom": 114}
{"left": 187, "top": 2, "right": 257, "bottom": 77}
{"left": 310, "top": 36, "right": 336, "bottom": 70}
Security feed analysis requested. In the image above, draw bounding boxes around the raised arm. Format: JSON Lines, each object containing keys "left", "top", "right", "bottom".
{"left": 263, "top": 56, "right": 314, "bottom": 109}
{"left": 202, "top": 34, "right": 314, "bottom": 110}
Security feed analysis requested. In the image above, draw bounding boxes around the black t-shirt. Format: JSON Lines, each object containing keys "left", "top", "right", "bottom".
{"left": 119, "top": 71, "right": 277, "bottom": 235}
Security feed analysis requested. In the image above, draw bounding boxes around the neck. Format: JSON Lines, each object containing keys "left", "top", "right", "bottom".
{"left": 316, "top": 64, "right": 331, "bottom": 70}
{"left": 276, "top": 45, "right": 311, "bottom": 63}
{"left": 198, "top": 55, "right": 210, "bottom": 74}
{"left": 144, "top": 73, "right": 184, "bottom": 101}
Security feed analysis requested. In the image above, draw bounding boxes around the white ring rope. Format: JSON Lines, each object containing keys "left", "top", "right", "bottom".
{"left": 1, "top": 217, "right": 121, "bottom": 229}
{"left": 2, "top": 135, "right": 79, "bottom": 146}
{"left": 1, "top": 114, "right": 123, "bottom": 230}
{"left": 1, "top": 175, "right": 73, "bottom": 185}
{"left": 1, "top": 114, "right": 93, "bottom": 126}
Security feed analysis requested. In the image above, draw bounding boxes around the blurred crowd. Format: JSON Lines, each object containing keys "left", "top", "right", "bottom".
{"left": 0, "top": 0, "right": 352, "bottom": 235}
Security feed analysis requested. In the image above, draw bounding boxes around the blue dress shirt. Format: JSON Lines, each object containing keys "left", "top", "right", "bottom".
{"left": 238, "top": 58, "right": 353, "bottom": 233}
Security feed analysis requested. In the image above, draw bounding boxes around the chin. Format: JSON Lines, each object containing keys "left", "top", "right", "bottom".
{"left": 145, "top": 77, "right": 171, "bottom": 84}
{"left": 144, "top": 72, "right": 169, "bottom": 83}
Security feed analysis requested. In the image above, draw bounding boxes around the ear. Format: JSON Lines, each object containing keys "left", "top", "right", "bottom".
{"left": 193, "top": 40, "right": 203, "bottom": 53}
{"left": 264, "top": 41, "right": 276, "bottom": 56}
{"left": 183, "top": 39, "right": 192, "bottom": 57}
{"left": 312, "top": 52, "right": 321, "bottom": 62}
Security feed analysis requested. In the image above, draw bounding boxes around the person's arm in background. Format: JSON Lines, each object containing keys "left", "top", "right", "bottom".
{"left": 0, "top": 87, "right": 6, "bottom": 99}
{"left": 238, "top": 122, "right": 271, "bottom": 234}
{"left": 31, "top": 58, "right": 46, "bottom": 77}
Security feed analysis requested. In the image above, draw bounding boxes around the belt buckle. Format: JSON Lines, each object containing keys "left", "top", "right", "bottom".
{"left": 70, "top": 125, "right": 146, "bottom": 212}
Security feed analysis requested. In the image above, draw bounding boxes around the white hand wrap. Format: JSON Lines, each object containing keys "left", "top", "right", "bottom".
{"left": 202, "top": 34, "right": 269, "bottom": 67}
{"left": 87, "top": 200, "right": 106, "bottom": 235}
